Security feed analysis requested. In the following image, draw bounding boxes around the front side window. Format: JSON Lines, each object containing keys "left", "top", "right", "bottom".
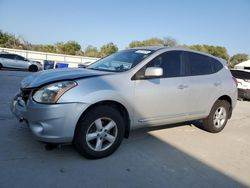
{"left": 185, "top": 52, "right": 213, "bottom": 76}
{"left": 87, "top": 49, "right": 154, "bottom": 72}
{"left": 134, "top": 51, "right": 184, "bottom": 79}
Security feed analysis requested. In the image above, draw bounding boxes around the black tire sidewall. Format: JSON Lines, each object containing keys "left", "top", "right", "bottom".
{"left": 75, "top": 106, "right": 125, "bottom": 159}
{"left": 29, "top": 65, "right": 38, "bottom": 72}
{"left": 204, "top": 100, "right": 230, "bottom": 133}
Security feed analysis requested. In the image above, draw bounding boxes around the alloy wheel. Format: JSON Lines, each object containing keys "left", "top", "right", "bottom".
{"left": 86, "top": 117, "right": 118, "bottom": 151}
{"left": 213, "top": 107, "right": 227, "bottom": 128}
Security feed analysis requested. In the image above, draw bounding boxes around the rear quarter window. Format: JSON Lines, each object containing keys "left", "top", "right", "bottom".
{"left": 15, "top": 55, "right": 25, "bottom": 61}
{"left": 211, "top": 58, "right": 223, "bottom": 72}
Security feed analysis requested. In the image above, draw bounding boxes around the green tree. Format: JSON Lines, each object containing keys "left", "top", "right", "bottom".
{"left": 229, "top": 53, "right": 249, "bottom": 67}
{"left": 64, "top": 41, "right": 81, "bottom": 55}
{"left": 55, "top": 41, "right": 81, "bottom": 55}
{"left": 189, "top": 45, "right": 230, "bottom": 61}
{"left": 99, "top": 42, "right": 118, "bottom": 57}
{"left": 163, "top": 37, "right": 177, "bottom": 47}
{"left": 55, "top": 42, "right": 66, "bottom": 54}
{"left": 42, "top": 45, "right": 57, "bottom": 53}
{"left": 128, "top": 41, "right": 144, "bottom": 48}
{"left": 129, "top": 38, "right": 164, "bottom": 48}
{"left": 84, "top": 45, "right": 99, "bottom": 57}
{"left": 0, "top": 30, "right": 21, "bottom": 48}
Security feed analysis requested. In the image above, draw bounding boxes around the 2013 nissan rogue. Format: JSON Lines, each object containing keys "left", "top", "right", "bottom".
{"left": 11, "top": 47, "right": 238, "bottom": 159}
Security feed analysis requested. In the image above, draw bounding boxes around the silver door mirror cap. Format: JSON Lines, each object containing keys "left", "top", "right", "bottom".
{"left": 145, "top": 67, "right": 163, "bottom": 77}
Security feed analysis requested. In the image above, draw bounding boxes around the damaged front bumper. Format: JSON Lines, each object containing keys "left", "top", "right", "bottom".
{"left": 11, "top": 91, "right": 88, "bottom": 143}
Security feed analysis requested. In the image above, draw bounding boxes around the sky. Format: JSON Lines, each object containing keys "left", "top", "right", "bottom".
{"left": 0, "top": 0, "right": 249, "bottom": 55}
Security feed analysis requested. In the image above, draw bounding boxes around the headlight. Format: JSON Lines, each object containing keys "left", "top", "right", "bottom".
{"left": 33, "top": 81, "right": 77, "bottom": 103}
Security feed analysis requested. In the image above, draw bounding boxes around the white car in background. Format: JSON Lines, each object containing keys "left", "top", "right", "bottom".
{"left": 0, "top": 53, "right": 42, "bottom": 72}
{"left": 230, "top": 69, "right": 250, "bottom": 100}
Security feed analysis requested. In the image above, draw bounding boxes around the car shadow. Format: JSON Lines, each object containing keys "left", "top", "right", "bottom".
{"left": 1, "top": 121, "right": 247, "bottom": 187}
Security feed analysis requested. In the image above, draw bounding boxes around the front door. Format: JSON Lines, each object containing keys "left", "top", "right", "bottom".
{"left": 133, "top": 51, "right": 190, "bottom": 127}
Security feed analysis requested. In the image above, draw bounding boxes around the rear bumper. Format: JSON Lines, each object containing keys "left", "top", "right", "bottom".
{"left": 11, "top": 93, "right": 88, "bottom": 143}
{"left": 238, "top": 88, "right": 250, "bottom": 100}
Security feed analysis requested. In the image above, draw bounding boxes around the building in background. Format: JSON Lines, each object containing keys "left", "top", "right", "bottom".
{"left": 235, "top": 60, "right": 250, "bottom": 70}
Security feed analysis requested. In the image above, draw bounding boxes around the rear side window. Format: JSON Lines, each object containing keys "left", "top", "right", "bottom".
{"left": 0, "top": 54, "right": 16, "bottom": 59}
{"left": 0, "top": 54, "right": 8, "bottom": 58}
{"left": 15, "top": 55, "right": 25, "bottom": 61}
{"left": 211, "top": 58, "right": 223, "bottom": 72}
{"left": 186, "top": 52, "right": 213, "bottom": 76}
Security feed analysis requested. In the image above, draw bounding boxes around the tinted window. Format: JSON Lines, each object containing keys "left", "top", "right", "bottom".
{"left": 0, "top": 54, "right": 7, "bottom": 58}
{"left": 15, "top": 55, "right": 25, "bottom": 61}
{"left": 211, "top": 58, "right": 223, "bottom": 72}
{"left": 186, "top": 52, "right": 213, "bottom": 76}
{"left": 231, "top": 70, "right": 250, "bottom": 79}
{"left": 1, "top": 54, "right": 16, "bottom": 59}
{"left": 136, "top": 51, "right": 184, "bottom": 78}
{"left": 162, "top": 51, "right": 183, "bottom": 77}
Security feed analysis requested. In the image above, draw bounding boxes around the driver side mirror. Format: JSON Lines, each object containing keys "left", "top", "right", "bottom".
{"left": 145, "top": 67, "right": 163, "bottom": 78}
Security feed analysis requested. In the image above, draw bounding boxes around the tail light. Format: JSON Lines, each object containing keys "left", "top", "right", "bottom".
{"left": 232, "top": 77, "right": 238, "bottom": 87}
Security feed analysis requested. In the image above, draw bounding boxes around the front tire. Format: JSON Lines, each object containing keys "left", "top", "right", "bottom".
{"left": 203, "top": 100, "right": 230, "bottom": 133}
{"left": 74, "top": 106, "right": 125, "bottom": 159}
{"left": 28, "top": 65, "right": 38, "bottom": 72}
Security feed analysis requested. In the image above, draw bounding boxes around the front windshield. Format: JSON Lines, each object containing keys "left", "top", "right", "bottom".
{"left": 87, "top": 49, "right": 154, "bottom": 72}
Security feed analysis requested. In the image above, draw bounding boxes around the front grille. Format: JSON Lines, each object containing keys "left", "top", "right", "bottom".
{"left": 20, "top": 88, "right": 32, "bottom": 103}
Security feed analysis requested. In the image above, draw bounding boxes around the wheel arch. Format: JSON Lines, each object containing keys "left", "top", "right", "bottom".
{"left": 28, "top": 64, "right": 38, "bottom": 72}
{"left": 75, "top": 100, "right": 131, "bottom": 139}
{"left": 217, "top": 95, "right": 233, "bottom": 118}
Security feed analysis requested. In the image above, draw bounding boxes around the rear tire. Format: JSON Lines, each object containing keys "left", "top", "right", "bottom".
{"left": 28, "top": 65, "right": 38, "bottom": 72}
{"left": 74, "top": 106, "right": 125, "bottom": 159}
{"left": 203, "top": 100, "right": 230, "bottom": 133}
{"left": 0, "top": 63, "right": 2, "bottom": 70}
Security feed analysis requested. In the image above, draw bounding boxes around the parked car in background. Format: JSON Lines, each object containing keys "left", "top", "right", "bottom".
{"left": 11, "top": 47, "right": 237, "bottom": 159}
{"left": 0, "top": 53, "right": 42, "bottom": 72}
{"left": 230, "top": 69, "right": 250, "bottom": 100}
{"left": 43, "top": 60, "right": 55, "bottom": 70}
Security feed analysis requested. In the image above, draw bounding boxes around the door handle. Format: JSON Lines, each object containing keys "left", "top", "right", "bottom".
{"left": 178, "top": 84, "right": 188, "bottom": 89}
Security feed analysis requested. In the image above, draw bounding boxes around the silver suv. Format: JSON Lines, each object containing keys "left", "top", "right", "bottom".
{"left": 11, "top": 47, "right": 237, "bottom": 159}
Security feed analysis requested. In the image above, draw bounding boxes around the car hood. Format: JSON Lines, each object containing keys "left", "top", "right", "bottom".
{"left": 21, "top": 68, "right": 111, "bottom": 89}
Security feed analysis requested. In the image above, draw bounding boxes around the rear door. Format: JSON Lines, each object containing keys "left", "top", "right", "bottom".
{"left": 183, "top": 52, "right": 221, "bottom": 119}
{"left": 133, "top": 50, "right": 190, "bottom": 126}
{"left": 14, "top": 55, "right": 29, "bottom": 69}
